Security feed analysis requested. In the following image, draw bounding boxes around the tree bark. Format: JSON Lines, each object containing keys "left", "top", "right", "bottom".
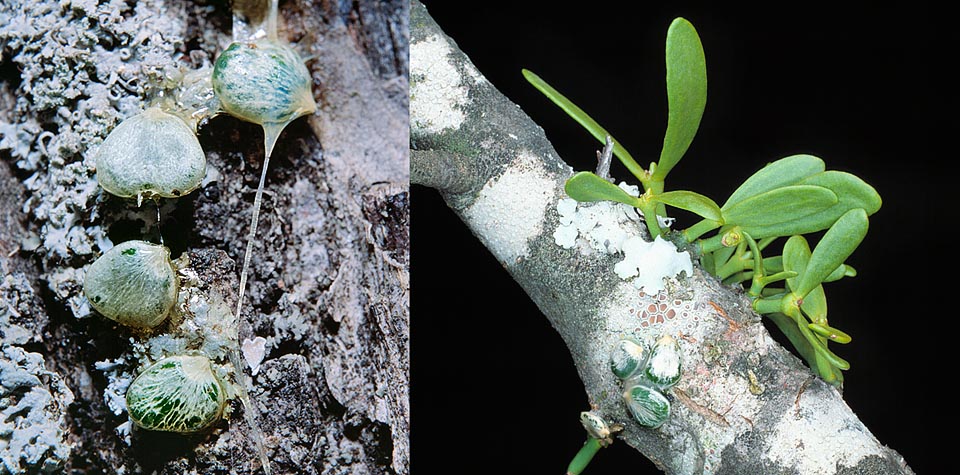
{"left": 410, "top": 2, "right": 912, "bottom": 474}
{"left": 1, "top": 0, "right": 408, "bottom": 473}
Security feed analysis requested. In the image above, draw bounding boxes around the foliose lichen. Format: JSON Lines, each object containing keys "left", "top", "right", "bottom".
{"left": 0, "top": 274, "right": 74, "bottom": 473}
{"left": 0, "top": 0, "right": 222, "bottom": 320}
{"left": 0, "top": 346, "right": 75, "bottom": 474}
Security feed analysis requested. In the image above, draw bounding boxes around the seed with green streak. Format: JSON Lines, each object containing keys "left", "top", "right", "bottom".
{"left": 83, "top": 240, "right": 178, "bottom": 329}
{"left": 212, "top": 39, "right": 317, "bottom": 127}
{"left": 94, "top": 107, "right": 206, "bottom": 204}
{"left": 610, "top": 338, "right": 646, "bottom": 380}
{"left": 624, "top": 383, "right": 671, "bottom": 428}
{"left": 126, "top": 355, "right": 226, "bottom": 433}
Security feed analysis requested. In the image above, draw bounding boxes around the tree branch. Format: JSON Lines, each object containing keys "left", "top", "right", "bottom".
{"left": 410, "top": 2, "right": 913, "bottom": 474}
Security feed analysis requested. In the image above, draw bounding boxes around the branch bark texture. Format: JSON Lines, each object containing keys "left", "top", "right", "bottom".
{"left": 1, "top": 0, "right": 408, "bottom": 473}
{"left": 410, "top": 2, "right": 911, "bottom": 474}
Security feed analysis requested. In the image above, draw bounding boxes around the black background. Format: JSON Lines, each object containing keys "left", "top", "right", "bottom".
{"left": 412, "top": 2, "right": 944, "bottom": 473}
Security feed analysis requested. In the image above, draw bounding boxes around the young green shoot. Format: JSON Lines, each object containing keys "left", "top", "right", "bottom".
{"left": 525, "top": 17, "right": 880, "bottom": 386}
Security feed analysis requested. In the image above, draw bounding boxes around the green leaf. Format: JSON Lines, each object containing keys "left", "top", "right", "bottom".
{"left": 721, "top": 185, "right": 837, "bottom": 232}
{"left": 522, "top": 69, "right": 645, "bottom": 179}
{"left": 801, "top": 171, "right": 881, "bottom": 215}
{"left": 653, "top": 18, "right": 707, "bottom": 181}
{"left": 800, "top": 284, "right": 827, "bottom": 323}
{"left": 823, "top": 264, "right": 857, "bottom": 282}
{"left": 711, "top": 244, "right": 737, "bottom": 270}
{"left": 782, "top": 236, "right": 831, "bottom": 322}
{"left": 744, "top": 171, "right": 880, "bottom": 238}
{"left": 760, "top": 270, "right": 798, "bottom": 285}
{"left": 782, "top": 235, "right": 811, "bottom": 292}
{"left": 565, "top": 172, "right": 642, "bottom": 206}
{"left": 723, "top": 154, "right": 826, "bottom": 208}
{"left": 813, "top": 351, "right": 843, "bottom": 385}
{"left": 762, "top": 255, "right": 784, "bottom": 273}
{"left": 650, "top": 190, "right": 722, "bottom": 222}
{"left": 795, "top": 208, "right": 869, "bottom": 298}
{"left": 700, "top": 251, "right": 716, "bottom": 275}
{"left": 800, "top": 321, "right": 851, "bottom": 371}
{"left": 808, "top": 323, "right": 852, "bottom": 344}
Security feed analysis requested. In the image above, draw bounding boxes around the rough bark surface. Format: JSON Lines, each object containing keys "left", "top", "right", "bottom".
{"left": 1, "top": 0, "right": 408, "bottom": 474}
{"left": 410, "top": 2, "right": 912, "bottom": 474}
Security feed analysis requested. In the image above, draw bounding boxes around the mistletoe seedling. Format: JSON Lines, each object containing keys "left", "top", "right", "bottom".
{"left": 529, "top": 16, "right": 881, "bottom": 472}
{"left": 527, "top": 16, "right": 879, "bottom": 386}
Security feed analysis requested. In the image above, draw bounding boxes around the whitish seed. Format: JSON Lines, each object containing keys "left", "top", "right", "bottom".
{"left": 580, "top": 411, "right": 611, "bottom": 440}
{"left": 94, "top": 107, "right": 206, "bottom": 205}
{"left": 126, "top": 355, "right": 226, "bottom": 433}
{"left": 83, "top": 240, "right": 178, "bottom": 329}
{"left": 610, "top": 338, "right": 647, "bottom": 380}
{"left": 642, "top": 334, "right": 682, "bottom": 390}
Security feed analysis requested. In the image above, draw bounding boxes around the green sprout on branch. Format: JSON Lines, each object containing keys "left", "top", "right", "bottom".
{"left": 524, "top": 17, "right": 880, "bottom": 389}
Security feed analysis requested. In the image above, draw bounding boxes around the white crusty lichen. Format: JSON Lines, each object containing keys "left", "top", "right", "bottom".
{"left": 0, "top": 346, "right": 75, "bottom": 474}
{"left": 766, "top": 390, "right": 887, "bottom": 473}
{"left": 554, "top": 182, "right": 644, "bottom": 253}
{"left": 554, "top": 184, "right": 693, "bottom": 294}
{"left": 410, "top": 33, "right": 477, "bottom": 135}
{"left": 615, "top": 236, "right": 693, "bottom": 294}
{"left": 463, "top": 151, "right": 557, "bottom": 264}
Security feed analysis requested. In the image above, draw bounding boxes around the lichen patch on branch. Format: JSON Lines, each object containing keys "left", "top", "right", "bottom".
{"left": 410, "top": 34, "right": 472, "bottom": 135}
{"left": 554, "top": 184, "right": 693, "bottom": 294}
{"left": 462, "top": 151, "right": 556, "bottom": 264}
{"left": 553, "top": 183, "right": 643, "bottom": 254}
{"left": 766, "top": 390, "right": 887, "bottom": 473}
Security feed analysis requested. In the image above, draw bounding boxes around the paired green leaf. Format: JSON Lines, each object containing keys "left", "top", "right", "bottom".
{"left": 723, "top": 154, "right": 826, "bottom": 208}
{"left": 797, "top": 319, "right": 850, "bottom": 371}
{"left": 814, "top": 351, "right": 843, "bottom": 385}
{"left": 782, "top": 235, "right": 811, "bottom": 294}
{"left": 654, "top": 18, "right": 707, "bottom": 181}
{"left": 762, "top": 255, "right": 784, "bottom": 274}
{"left": 565, "top": 172, "right": 641, "bottom": 206}
{"left": 522, "top": 69, "right": 644, "bottom": 179}
{"left": 795, "top": 208, "right": 869, "bottom": 298}
{"left": 721, "top": 185, "right": 837, "bottom": 233}
{"left": 782, "top": 235, "right": 828, "bottom": 321}
{"left": 801, "top": 171, "right": 881, "bottom": 214}
{"left": 809, "top": 323, "right": 852, "bottom": 344}
{"left": 650, "top": 190, "right": 722, "bottom": 222}
{"left": 824, "top": 264, "right": 856, "bottom": 282}
{"left": 801, "top": 285, "right": 828, "bottom": 324}
{"left": 743, "top": 171, "right": 879, "bottom": 238}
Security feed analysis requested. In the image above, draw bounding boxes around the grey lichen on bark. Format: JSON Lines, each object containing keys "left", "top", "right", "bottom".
{"left": 1, "top": 0, "right": 408, "bottom": 473}
{"left": 410, "top": 2, "right": 912, "bottom": 474}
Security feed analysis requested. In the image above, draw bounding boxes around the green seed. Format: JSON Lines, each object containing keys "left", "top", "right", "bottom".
{"left": 212, "top": 39, "right": 316, "bottom": 128}
{"left": 83, "top": 240, "right": 178, "bottom": 329}
{"left": 126, "top": 355, "right": 226, "bottom": 433}
{"left": 623, "top": 383, "right": 671, "bottom": 428}
{"left": 94, "top": 107, "right": 206, "bottom": 205}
